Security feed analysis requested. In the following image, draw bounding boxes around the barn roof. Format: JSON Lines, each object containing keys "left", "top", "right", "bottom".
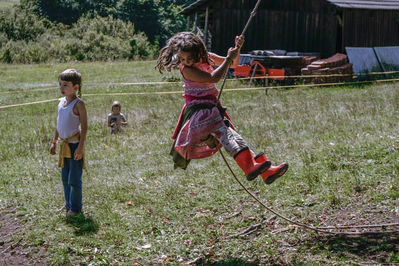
{"left": 181, "top": 0, "right": 399, "bottom": 14}
{"left": 327, "top": 0, "right": 399, "bottom": 10}
{"left": 181, "top": 0, "right": 209, "bottom": 14}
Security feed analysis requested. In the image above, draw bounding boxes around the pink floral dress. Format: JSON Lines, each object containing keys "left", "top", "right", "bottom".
{"left": 171, "top": 62, "right": 233, "bottom": 164}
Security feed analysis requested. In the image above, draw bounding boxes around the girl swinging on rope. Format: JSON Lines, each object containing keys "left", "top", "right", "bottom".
{"left": 156, "top": 32, "right": 288, "bottom": 184}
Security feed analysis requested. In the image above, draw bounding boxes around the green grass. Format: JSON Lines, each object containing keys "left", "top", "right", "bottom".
{"left": 1, "top": 61, "right": 399, "bottom": 264}
{"left": 0, "top": 0, "right": 19, "bottom": 9}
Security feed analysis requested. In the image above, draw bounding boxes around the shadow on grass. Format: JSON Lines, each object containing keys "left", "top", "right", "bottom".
{"left": 199, "top": 259, "right": 258, "bottom": 266}
{"left": 311, "top": 231, "right": 399, "bottom": 263}
{"left": 66, "top": 213, "right": 99, "bottom": 236}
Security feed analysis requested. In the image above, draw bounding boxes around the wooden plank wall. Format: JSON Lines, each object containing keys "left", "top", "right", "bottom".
{"left": 342, "top": 9, "right": 399, "bottom": 48}
{"left": 199, "top": 0, "right": 398, "bottom": 58}
{"left": 210, "top": 0, "right": 337, "bottom": 57}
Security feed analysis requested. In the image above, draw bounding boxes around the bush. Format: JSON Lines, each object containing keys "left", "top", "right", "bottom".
{"left": 117, "top": 0, "right": 187, "bottom": 45}
{"left": 25, "top": 0, "right": 119, "bottom": 25}
{"left": 0, "top": 10, "right": 156, "bottom": 63}
{"left": 23, "top": 0, "right": 189, "bottom": 47}
{"left": 0, "top": 4, "right": 50, "bottom": 42}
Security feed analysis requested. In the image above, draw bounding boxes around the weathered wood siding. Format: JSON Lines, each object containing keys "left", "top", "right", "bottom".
{"left": 210, "top": 0, "right": 337, "bottom": 57}
{"left": 342, "top": 9, "right": 399, "bottom": 48}
{"left": 186, "top": 0, "right": 399, "bottom": 57}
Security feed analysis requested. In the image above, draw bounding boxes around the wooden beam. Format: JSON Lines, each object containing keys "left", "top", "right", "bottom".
{"left": 187, "top": 16, "right": 191, "bottom": 31}
{"left": 204, "top": 6, "right": 209, "bottom": 45}
{"left": 192, "top": 12, "right": 198, "bottom": 31}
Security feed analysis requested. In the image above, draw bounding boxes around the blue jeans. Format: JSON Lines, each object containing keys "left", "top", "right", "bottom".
{"left": 61, "top": 143, "right": 83, "bottom": 212}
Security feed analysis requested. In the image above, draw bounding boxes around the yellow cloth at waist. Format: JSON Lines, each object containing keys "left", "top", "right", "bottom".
{"left": 58, "top": 132, "right": 86, "bottom": 169}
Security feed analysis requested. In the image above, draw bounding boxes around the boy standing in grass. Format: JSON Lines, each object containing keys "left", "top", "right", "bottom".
{"left": 50, "top": 69, "right": 87, "bottom": 217}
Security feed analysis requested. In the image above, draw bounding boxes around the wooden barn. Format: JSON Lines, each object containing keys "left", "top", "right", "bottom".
{"left": 181, "top": 0, "right": 399, "bottom": 57}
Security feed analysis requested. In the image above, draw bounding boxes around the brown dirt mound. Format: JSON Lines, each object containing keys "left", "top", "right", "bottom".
{"left": 0, "top": 208, "right": 47, "bottom": 266}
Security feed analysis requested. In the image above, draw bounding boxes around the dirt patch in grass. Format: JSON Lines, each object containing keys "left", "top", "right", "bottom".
{"left": 310, "top": 201, "right": 399, "bottom": 264}
{"left": 0, "top": 208, "right": 47, "bottom": 266}
{"left": 319, "top": 200, "right": 399, "bottom": 232}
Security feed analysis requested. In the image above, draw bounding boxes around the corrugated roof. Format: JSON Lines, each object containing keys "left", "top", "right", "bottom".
{"left": 327, "top": 0, "right": 399, "bottom": 10}
{"left": 181, "top": 0, "right": 399, "bottom": 14}
{"left": 181, "top": 0, "right": 210, "bottom": 14}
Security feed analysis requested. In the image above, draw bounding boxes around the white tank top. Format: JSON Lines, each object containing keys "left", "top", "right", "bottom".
{"left": 57, "top": 97, "right": 81, "bottom": 142}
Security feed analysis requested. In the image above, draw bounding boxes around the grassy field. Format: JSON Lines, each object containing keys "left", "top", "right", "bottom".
{"left": 1, "top": 60, "right": 399, "bottom": 265}
{"left": 0, "top": 0, "right": 19, "bottom": 9}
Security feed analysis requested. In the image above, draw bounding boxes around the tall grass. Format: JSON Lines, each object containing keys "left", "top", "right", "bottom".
{"left": 1, "top": 61, "right": 398, "bottom": 264}
{"left": 0, "top": 0, "right": 19, "bottom": 9}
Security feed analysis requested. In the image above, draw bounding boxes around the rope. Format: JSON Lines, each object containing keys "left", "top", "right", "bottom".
{"left": 0, "top": 98, "right": 59, "bottom": 109}
{"left": 218, "top": 150, "right": 399, "bottom": 235}
{"left": 2, "top": 70, "right": 399, "bottom": 95}
{"left": 218, "top": 0, "right": 263, "bottom": 101}
{"left": 240, "top": 0, "right": 262, "bottom": 36}
{"left": 2, "top": 77, "right": 399, "bottom": 110}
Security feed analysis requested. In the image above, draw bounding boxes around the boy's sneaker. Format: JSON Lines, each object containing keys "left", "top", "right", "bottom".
{"left": 66, "top": 210, "right": 80, "bottom": 217}
{"left": 58, "top": 205, "right": 69, "bottom": 213}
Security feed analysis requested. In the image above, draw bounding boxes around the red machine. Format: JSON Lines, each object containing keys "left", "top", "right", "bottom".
{"left": 234, "top": 60, "right": 285, "bottom": 82}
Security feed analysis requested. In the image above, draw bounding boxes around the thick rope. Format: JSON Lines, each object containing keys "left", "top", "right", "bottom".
{"left": 218, "top": 149, "right": 399, "bottom": 235}
{"left": 2, "top": 70, "right": 399, "bottom": 96}
{"left": 241, "top": 0, "right": 262, "bottom": 36}
{"left": 2, "top": 77, "right": 399, "bottom": 110}
{"left": 218, "top": 0, "right": 263, "bottom": 101}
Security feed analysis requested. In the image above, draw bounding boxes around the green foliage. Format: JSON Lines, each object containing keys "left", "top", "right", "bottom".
{"left": 0, "top": 10, "right": 155, "bottom": 63}
{"left": 117, "top": 0, "right": 160, "bottom": 43}
{"left": 157, "top": 0, "right": 187, "bottom": 45}
{"left": 0, "top": 3, "right": 50, "bottom": 41}
{"left": 0, "top": 0, "right": 193, "bottom": 63}
{"left": 24, "top": 0, "right": 119, "bottom": 24}
{"left": 117, "top": 0, "right": 187, "bottom": 45}
{"left": 19, "top": 0, "right": 190, "bottom": 46}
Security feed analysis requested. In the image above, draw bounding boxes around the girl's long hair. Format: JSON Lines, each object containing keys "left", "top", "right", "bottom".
{"left": 156, "top": 32, "right": 210, "bottom": 73}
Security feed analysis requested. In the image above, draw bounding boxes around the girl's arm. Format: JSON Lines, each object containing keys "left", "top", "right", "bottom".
{"left": 182, "top": 46, "right": 240, "bottom": 83}
{"left": 50, "top": 129, "right": 59, "bottom": 155}
{"left": 208, "top": 52, "right": 225, "bottom": 66}
{"left": 208, "top": 35, "right": 244, "bottom": 68}
{"left": 121, "top": 114, "right": 128, "bottom": 125}
{"left": 74, "top": 101, "right": 87, "bottom": 160}
{"left": 208, "top": 51, "right": 240, "bottom": 69}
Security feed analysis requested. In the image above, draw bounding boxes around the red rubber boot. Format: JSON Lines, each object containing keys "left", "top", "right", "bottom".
{"left": 234, "top": 149, "right": 271, "bottom": 181}
{"left": 254, "top": 152, "right": 288, "bottom": 184}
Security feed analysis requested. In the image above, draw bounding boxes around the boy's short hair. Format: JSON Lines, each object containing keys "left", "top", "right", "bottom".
{"left": 59, "top": 69, "right": 82, "bottom": 87}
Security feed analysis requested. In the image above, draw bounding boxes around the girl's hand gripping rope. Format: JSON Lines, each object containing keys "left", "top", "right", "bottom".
{"left": 235, "top": 35, "right": 245, "bottom": 49}
{"left": 227, "top": 47, "right": 240, "bottom": 62}
{"left": 226, "top": 35, "right": 244, "bottom": 68}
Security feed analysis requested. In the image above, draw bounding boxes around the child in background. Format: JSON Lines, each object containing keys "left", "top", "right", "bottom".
{"left": 50, "top": 69, "right": 87, "bottom": 216}
{"left": 108, "top": 101, "right": 127, "bottom": 134}
{"left": 156, "top": 32, "right": 288, "bottom": 184}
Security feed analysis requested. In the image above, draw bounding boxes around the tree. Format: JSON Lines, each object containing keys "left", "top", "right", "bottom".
{"left": 21, "top": 0, "right": 192, "bottom": 46}
{"left": 157, "top": 1, "right": 186, "bottom": 45}
{"left": 23, "top": 0, "right": 119, "bottom": 25}
{"left": 117, "top": 0, "right": 161, "bottom": 43}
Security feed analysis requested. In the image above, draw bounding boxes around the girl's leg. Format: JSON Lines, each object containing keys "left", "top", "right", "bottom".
{"left": 61, "top": 159, "right": 71, "bottom": 210}
{"left": 254, "top": 152, "right": 288, "bottom": 184}
{"left": 213, "top": 125, "right": 247, "bottom": 157}
{"left": 213, "top": 125, "right": 270, "bottom": 180}
{"left": 68, "top": 143, "right": 83, "bottom": 213}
